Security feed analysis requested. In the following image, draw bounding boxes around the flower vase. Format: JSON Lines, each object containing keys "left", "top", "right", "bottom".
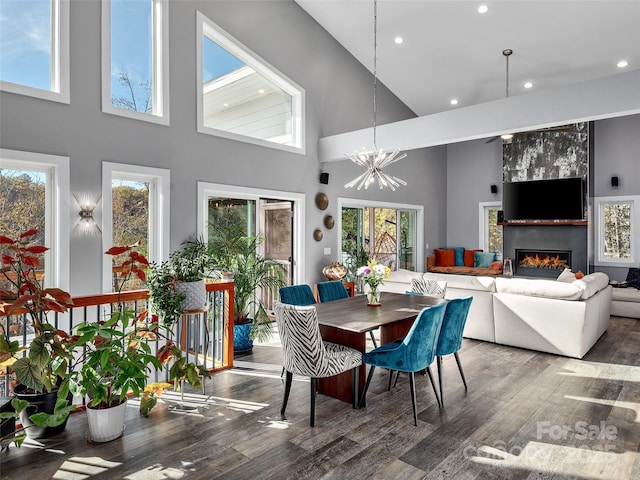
{"left": 367, "top": 289, "right": 381, "bottom": 307}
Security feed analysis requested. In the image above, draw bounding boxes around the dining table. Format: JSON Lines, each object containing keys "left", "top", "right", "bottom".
{"left": 314, "top": 291, "right": 446, "bottom": 405}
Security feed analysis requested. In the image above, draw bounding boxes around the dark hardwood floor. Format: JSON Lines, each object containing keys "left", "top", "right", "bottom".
{"left": 2, "top": 315, "right": 639, "bottom": 479}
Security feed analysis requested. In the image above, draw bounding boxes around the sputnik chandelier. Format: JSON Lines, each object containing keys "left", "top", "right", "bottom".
{"left": 344, "top": 0, "right": 407, "bottom": 191}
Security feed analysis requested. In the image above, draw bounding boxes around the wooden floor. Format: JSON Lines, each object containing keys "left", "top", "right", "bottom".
{"left": 2, "top": 315, "right": 639, "bottom": 480}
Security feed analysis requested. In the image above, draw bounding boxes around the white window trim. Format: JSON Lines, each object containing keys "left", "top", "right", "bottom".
{"left": 196, "top": 11, "right": 306, "bottom": 155}
{"left": 102, "top": 162, "right": 170, "bottom": 293}
{"left": 0, "top": 0, "right": 70, "bottom": 104}
{"left": 0, "top": 149, "right": 70, "bottom": 291}
{"left": 197, "top": 182, "right": 306, "bottom": 285}
{"left": 336, "top": 197, "right": 424, "bottom": 272}
{"left": 594, "top": 195, "right": 639, "bottom": 267}
{"left": 101, "top": 0, "right": 170, "bottom": 125}
{"left": 479, "top": 201, "right": 502, "bottom": 258}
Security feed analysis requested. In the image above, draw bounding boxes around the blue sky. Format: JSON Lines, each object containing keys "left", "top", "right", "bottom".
{"left": 0, "top": 0, "right": 243, "bottom": 109}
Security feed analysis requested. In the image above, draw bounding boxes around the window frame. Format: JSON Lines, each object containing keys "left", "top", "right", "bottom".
{"left": 102, "top": 162, "right": 170, "bottom": 292}
{"left": 478, "top": 201, "right": 503, "bottom": 259}
{"left": 337, "top": 197, "right": 424, "bottom": 272}
{"left": 594, "top": 195, "right": 639, "bottom": 266}
{"left": 197, "top": 182, "right": 306, "bottom": 285}
{"left": 0, "top": 0, "right": 70, "bottom": 103}
{"left": 101, "top": 0, "right": 170, "bottom": 125}
{"left": 196, "top": 11, "right": 306, "bottom": 154}
{"left": 0, "top": 148, "right": 70, "bottom": 291}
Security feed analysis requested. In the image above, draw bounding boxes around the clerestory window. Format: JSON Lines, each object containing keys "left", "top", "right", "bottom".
{"left": 0, "top": 0, "right": 70, "bottom": 103}
{"left": 101, "top": 0, "right": 169, "bottom": 124}
{"left": 196, "top": 12, "right": 305, "bottom": 154}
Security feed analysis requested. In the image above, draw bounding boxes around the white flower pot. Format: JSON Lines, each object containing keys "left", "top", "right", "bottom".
{"left": 86, "top": 398, "right": 127, "bottom": 443}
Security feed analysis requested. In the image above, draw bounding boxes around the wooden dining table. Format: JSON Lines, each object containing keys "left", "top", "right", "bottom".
{"left": 315, "top": 292, "right": 445, "bottom": 404}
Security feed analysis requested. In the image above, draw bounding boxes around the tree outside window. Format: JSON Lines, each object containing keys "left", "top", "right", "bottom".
{"left": 602, "top": 202, "right": 631, "bottom": 260}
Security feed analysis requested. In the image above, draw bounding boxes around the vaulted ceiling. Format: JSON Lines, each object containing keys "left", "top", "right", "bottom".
{"left": 296, "top": 1, "right": 640, "bottom": 117}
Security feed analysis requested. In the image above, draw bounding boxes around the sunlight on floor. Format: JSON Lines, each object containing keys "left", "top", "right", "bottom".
{"left": 565, "top": 395, "right": 640, "bottom": 423}
{"left": 52, "top": 456, "right": 121, "bottom": 479}
{"left": 557, "top": 359, "right": 640, "bottom": 382}
{"left": 470, "top": 441, "right": 635, "bottom": 479}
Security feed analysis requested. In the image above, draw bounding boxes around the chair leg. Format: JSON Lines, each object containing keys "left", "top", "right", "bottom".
{"left": 409, "top": 371, "right": 418, "bottom": 426}
{"left": 454, "top": 352, "right": 468, "bottom": 391}
{"left": 437, "top": 356, "right": 444, "bottom": 408}
{"left": 281, "top": 370, "right": 293, "bottom": 418}
{"left": 426, "top": 366, "right": 441, "bottom": 408}
{"left": 388, "top": 369, "right": 394, "bottom": 391}
{"left": 369, "top": 330, "right": 378, "bottom": 348}
{"left": 352, "top": 366, "right": 359, "bottom": 409}
{"left": 393, "top": 370, "right": 400, "bottom": 388}
{"left": 359, "top": 365, "right": 376, "bottom": 408}
{"left": 310, "top": 377, "right": 317, "bottom": 427}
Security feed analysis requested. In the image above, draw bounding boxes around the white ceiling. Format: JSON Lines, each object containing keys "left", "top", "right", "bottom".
{"left": 296, "top": 0, "right": 640, "bottom": 117}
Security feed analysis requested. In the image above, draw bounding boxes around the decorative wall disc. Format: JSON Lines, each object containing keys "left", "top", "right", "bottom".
{"left": 313, "top": 229, "right": 323, "bottom": 241}
{"left": 315, "top": 192, "right": 329, "bottom": 210}
{"left": 324, "top": 215, "right": 334, "bottom": 229}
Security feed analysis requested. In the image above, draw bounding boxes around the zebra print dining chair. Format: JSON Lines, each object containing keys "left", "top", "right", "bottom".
{"left": 409, "top": 278, "right": 447, "bottom": 298}
{"left": 274, "top": 301, "right": 362, "bottom": 427}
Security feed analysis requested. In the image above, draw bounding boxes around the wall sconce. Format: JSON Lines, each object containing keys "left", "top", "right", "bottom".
{"left": 611, "top": 176, "right": 619, "bottom": 187}
{"left": 73, "top": 193, "right": 102, "bottom": 235}
{"left": 490, "top": 184, "right": 498, "bottom": 194}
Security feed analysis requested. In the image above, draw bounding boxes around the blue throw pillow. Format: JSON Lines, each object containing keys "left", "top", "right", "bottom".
{"left": 474, "top": 251, "right": 496, "bottom": 268}
{"left": 441, "top": 246, "right": 465, "bottom": 266}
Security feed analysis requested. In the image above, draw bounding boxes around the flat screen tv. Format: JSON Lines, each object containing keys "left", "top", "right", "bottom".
{"left": 502, "top": 177, "right": 585, "bottom": 221}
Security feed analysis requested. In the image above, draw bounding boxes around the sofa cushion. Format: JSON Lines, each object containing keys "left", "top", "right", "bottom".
{"left": 386, "top": 269, "right": 423, "bottom": 284}
{"left": 556, "top": 268, "right": 576, "bottom": 283}
{"left": 474, "top": 251, "right": 496, "bottom": 268}
{"left": 573, "top": 272, "right": 610, "bottom": 300}
{"left": 495, "top": 277, "right": 583, "bottom": 300}
{"left": 464, "top": 249, "right": 481, "bottom": 267}
{"left": 424, "top": 272, "right": 496, "bottom": 292}
{"left": 453, "top": 247, "right": 465, "bottom": 266}
{"left": 435, "top": 248, "right": 455, "bottom": 267}
{"left": 611, "top": 286, "right": 640, "bottom": 302}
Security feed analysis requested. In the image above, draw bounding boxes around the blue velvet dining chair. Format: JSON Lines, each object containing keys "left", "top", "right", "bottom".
{"left": 316, "top": 280, "right": 379, "bottom": 348}
{"left": 358, "top": 302, "right": 447, "bottom": 425}
{"left": 316, "top": 281, "right": 350, "bottom": 302}
{"left": 279, "top": 284, "right": 317, "bottom": 306}
{"left": 274, "top": 302, "right": 362, "bottom": 427}
{"left": 436, "top": 296, "right": 473, "bottom": 407}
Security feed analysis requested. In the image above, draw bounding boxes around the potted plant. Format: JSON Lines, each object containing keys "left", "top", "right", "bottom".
{"left": 169, "top": 238, "right": 215, "bottom": 311}
{"left": 206, "top": 223, "right": 285, "bottom": 353}
{"left": 73, "top": 243, "right": 162, "bottom": 443}
{"left": 0, "top": 229, "right": 76, "bottom": 440}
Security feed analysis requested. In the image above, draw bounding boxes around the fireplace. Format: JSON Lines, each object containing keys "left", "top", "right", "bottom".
{"left": 514, "top": 249, "right": 572, "bottom": 278}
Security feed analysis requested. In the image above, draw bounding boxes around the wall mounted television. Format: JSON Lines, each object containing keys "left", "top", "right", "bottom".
{"left": 502, "top": 177, "right": 585, "bottom": 221}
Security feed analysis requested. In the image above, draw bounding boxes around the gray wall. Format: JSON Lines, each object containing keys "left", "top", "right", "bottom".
{"left": 0, "top": 0, "right": 445, "bottom": 294}
{"left": 445, "top": 138, "right": 503, "bottom": 249}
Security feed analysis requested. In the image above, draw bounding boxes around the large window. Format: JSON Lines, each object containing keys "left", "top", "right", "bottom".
{"left": 102, "top": 163, "right": 170, "bottom": 292}
{"left": 479, "top": 202, "right": 503, "bottom": 258}
{"left": 101, "top": 0, "right": 169, "bottom": 124}
{"left": 595, "top": 196, "right": 638, "bottom": 266}
{"left": 196, "top": 12, "right": 305, "bottom": 154}
{"left": 0, "top": 0, "right": 70, "bottom": 103}
{"left": 339, "top": 199, "right": 423, "bottom": 277}
{"left": 0, "top": 149, "right": 70, "bottom": 290}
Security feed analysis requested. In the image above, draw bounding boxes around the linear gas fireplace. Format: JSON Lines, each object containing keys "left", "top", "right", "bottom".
{"left": 515, "top": 249, "right": 572, "bottom": 278}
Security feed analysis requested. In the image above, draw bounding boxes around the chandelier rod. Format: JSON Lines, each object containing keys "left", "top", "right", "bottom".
{"left": 372, "top": 0, "right": 379, "bottom": 148}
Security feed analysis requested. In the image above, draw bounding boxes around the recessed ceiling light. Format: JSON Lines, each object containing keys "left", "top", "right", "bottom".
{"left": 617, "top": 60, "right": 629, "bottom": 68}
{"left": 523, "top": 82, "right": 533, "bottom": 89}
{"left": 258, "top": 89, "right": 265, "bottom": 94}
{"left": 450, "top": 99, "right": 459, "bottom": 105}
{"left": 477, "top": 5, "right": 489, "bottom": 14}
{"left": 394, "top": 36, "right": 403, "bottom": 45}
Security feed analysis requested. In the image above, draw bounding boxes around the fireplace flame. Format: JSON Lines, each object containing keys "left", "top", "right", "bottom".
{"left": 519, "top": 254, "right": 569, "bottom": 270}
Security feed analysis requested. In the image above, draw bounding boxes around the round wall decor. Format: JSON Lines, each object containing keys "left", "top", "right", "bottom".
{"left": 313, "top": 229, "right": 323, "bottom": 241}
{"left": 324, "top": 215, "right": 335, "bottom": 229}
{"left": 315, "top": 192, "right": 329, "bottom": 210}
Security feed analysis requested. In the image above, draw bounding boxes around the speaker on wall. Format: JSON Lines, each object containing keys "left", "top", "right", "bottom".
{"left": 319, "top": 172, "right": 329, "bottom": 184}
{"left": 611, "top": 176, "right": 619, "bottom": 187}
{"left": 497, "top": 210, "right": 504, "bottom": 223}
{"left": 490, "top": 184, "right": 498, "bottom": 194}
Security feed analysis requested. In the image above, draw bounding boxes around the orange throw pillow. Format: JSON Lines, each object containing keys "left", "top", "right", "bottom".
{"left": 575, "top": 270, "right": 584, "bottom": 279}
{"left": 464, "top": 249, "right": 482, "bottom": 267}
{"left": 490, "top": 261, "right": 502, "bottom": 270}
{"left": 435, "top": 249, "right": 455, "bottom": 267}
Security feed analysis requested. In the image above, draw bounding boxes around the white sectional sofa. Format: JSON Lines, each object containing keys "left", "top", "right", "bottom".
{"left": 380, "top": 269, "right": 612, "bottom": 358}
